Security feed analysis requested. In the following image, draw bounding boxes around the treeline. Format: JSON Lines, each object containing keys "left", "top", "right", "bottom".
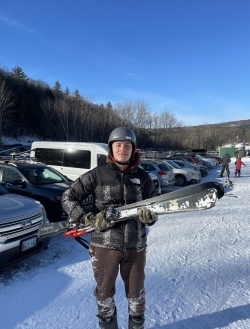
{"left": 0, "top": 65, "right": 250, "bottom": 150}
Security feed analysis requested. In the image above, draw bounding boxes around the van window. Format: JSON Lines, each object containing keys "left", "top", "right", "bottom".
{"left": 97, "top": 154, "right": 107, "bottom": 166}
{"left": 35, "top": 148, "right": 63, "bottom": 166}
{"left": 63, "top": 150, "right": 91, "bottom": 169}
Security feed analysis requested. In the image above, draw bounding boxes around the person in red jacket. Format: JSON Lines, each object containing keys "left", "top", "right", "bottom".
{"left": 235, "top": 158, "right": 246, "bottom": 177}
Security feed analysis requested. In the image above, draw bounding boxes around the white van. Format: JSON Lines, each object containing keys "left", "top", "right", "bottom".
{"left": 30, "top": 141, "right": 108, "bottom": 181}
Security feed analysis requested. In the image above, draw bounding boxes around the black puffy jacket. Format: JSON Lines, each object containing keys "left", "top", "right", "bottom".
{"left": 61, "top": 154, "right": 156, "bottom": 252}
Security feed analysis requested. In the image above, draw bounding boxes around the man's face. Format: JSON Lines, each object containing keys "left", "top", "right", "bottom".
{"left": 112, "top": 141, "right": 133, "bottom": 163}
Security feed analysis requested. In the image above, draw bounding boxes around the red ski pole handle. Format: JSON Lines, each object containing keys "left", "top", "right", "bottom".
{"left": 63, "top": 227, "right": 94, "bottom": 238}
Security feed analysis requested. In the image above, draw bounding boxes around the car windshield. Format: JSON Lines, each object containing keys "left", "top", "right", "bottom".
{"left": 177, "top": 160, "right": 194, "bottom": 167}
{"left": 165, "top": 160, "right": 181, "bottom": 169}
{"left": 21, "top": 167, "right": 67, "bottom": 185}
{"left": 0, "top": 185, "right": 8, "bottom": 195}
{"left": 158, "top": 162, "right": 172, "bottom": 171}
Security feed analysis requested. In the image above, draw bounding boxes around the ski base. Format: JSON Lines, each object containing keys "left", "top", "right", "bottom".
{"left": 37, "top": 182, "right": 223, "bottom": 239}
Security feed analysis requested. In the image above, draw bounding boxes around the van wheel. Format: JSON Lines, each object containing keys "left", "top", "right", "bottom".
{"left": 175, "top": 175, "right": 187, "bottom": 186}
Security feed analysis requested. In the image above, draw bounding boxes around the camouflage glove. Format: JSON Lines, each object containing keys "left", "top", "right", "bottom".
{"left": 84, "top": 211, "right": 115, "bottom": 232}
{"left": 138, "top": 208, "right": 158, "bottom": 225}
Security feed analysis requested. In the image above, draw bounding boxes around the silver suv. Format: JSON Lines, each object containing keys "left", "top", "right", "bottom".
{"left": 140, "top": 160, "right": 175, "bottom": 189}
{"left": 0, "top": 184, "right": 50, "bottom": 268}
{"left": 139, "top": 166, "right": 161, "bottom": 195}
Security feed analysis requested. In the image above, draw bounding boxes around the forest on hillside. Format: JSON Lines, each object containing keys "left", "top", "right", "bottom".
{"left": 1, "top": 65, "right": 250, "bottom": 151}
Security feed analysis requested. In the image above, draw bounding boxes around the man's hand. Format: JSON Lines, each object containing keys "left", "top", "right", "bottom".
{"left": 84, "top": 211, "right": 115, "bottom": 232}
{"left": 138, "top": 208, "right": 158, "bottom": 225}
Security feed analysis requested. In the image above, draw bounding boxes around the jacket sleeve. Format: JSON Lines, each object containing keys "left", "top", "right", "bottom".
{"left": 141, "top": 171, "right": 157, "bottom": 226}
{"left": 61, "top": 171, "right": 95, "bottom": 224}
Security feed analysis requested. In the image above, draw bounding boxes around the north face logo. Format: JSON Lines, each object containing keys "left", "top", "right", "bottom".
{"left": 130, "top": 178, "right": 141, "bottom": 185}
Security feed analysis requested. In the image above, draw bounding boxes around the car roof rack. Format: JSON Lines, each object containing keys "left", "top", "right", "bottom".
{"left": 0, "top": 157, "right": 45, "bottom": 165}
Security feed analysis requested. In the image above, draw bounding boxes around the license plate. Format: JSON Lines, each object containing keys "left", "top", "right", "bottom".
{"left": 21, "top": 237, "right": 37, "bottom": 252}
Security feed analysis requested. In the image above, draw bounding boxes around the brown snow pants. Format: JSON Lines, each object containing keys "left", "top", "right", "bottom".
{"left": 89, "top": 246, "right": 146, "bottom": 319}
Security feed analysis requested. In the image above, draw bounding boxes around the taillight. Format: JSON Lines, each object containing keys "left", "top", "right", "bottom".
{"left": 157, "top": 171, "right": 168, "bottom": 176}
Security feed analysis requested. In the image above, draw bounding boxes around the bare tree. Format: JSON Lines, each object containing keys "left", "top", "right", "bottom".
{"left": 40, "top": 98, "right": 55, "bottom": 140}
{"left": 53, "top": 98, "right": 70, "bottom": 140}
{"left": 0, "top": 80, "right": 16, "bottom": 146}
{"left": 113, "top": 99, "right": 151, "bottom": 129}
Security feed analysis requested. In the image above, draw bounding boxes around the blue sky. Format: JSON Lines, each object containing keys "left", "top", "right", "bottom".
{"left": 0, "top": 0, "right": 250, "bottom": 126}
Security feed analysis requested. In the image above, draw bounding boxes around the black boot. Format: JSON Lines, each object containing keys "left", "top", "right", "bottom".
{"left": 98, "top": 310, "right": 118, "bottom": 329}
{"left": 128, "top": 315, "right": 145, "bottom": 329}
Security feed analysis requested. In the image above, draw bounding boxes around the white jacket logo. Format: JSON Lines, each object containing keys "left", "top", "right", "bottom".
{"left": 130, "top": 178, "right": 141, "bottom": 185}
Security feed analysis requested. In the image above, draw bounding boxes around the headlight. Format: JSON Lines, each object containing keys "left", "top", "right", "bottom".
{"left": 41, "top": 206, "right": 49, "bottom": 223}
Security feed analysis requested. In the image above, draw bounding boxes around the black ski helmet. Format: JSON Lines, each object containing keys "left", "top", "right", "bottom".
{"left": 108, "top": 127, "right": 136, "bottom": 155}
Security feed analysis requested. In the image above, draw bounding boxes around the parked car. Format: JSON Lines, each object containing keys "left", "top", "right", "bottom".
{"left": 0, "top": 160, "right": 93, "bottom": 222}
{"left": 195, "top": 155, "right": 216, "bottom": 168}
{"left": 0, "top": 184, "right": 50, "bottom": 268}
{"left": 186, "top": 156, "right": 213, "bottom": 169}
{"left": 140, "top": 159, "right": 175, "bottom": 189}
{"left": 139, "top": 166, "right": 161, "bottom": 196}
{"left": 0, "top": 148, "right": 12, "bottom": 161}
{"left": 195, "top": 152, "right": 222, "bottom": 164}
{"left": 163, "top": 160, "right": 201, "bottom": 186}
{"left": 170, "top": 159, "right": 201, "bottom": 174}
{"left": 180, "top": 157, "right": 209, "bottom": 177}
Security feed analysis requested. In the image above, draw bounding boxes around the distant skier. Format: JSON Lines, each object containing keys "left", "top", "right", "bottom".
{"left": 234, "top": 150, "right": 239, "bottom": 158}
{"left": 220, "top": 152, "right": 231, "bottom": 177}
{"left": 235, "top": 157, "right": 246, "bottom": 177}
{"left": 62, "top": 127, "right": 157, "bottom": 329}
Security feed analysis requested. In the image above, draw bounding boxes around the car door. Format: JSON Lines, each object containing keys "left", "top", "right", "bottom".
{"left": 0, "top": 167, "right": 30, "bottom": 198}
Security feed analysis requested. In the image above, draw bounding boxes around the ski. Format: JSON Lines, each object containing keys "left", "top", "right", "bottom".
{"left": 222, "top": 173, "right": 233, "bottom": 188}
{"left": 38, "top": 182, "right": 224, "bottom": 239}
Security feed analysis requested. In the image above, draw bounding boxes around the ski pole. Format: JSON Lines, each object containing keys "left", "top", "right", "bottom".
{"left": 63, "top": 226, "right": 94, "bottom": 238}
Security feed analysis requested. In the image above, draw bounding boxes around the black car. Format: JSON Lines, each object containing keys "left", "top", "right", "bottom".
{"left": 0, "top": 160, "right": 93, "bottom": 222}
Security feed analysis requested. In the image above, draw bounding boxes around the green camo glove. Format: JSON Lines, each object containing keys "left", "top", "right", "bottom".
{"left": 84, "top": 211, "right": 115, "bottom": 232}
{"left": 138, "top": 208, "right": 158, "bottom": 225}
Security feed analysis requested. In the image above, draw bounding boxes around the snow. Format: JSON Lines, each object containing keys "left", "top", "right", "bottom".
{"left": 1, "top": 158, "right": 250, "bottom": 329}
{"left": 2, "top": 136, "right": 39, "bottom": 146}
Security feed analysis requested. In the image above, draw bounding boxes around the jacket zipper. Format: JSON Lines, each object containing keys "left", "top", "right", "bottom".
{"left": 120, "top": 171, "right": 126, "bottom": 251}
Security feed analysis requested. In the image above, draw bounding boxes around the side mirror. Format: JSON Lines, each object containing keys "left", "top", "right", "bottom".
{"left": 0, "top": 182, "right": 7, "bottom": 188}
{"left": 12, "top": 179, "right": 26, "bottom": 188}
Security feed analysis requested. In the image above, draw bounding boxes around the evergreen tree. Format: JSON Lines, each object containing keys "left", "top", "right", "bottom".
{"left": 53, "top": 81, "right": 62, "bottom": 91}
{"left": 64, "top": 87, "right": 70, "bottom": 95}
{"left": 11, "top": 66, "right": 28, "bottom": 81}
{"left": 73, "top": 89, "right": 81, "bottom": 98}
{"left": 106, "top": 101, "right": 113, "bottom": 111}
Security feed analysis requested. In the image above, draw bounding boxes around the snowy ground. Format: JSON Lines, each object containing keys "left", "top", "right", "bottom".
{"left": 1, "top": 158, "right": 250, "bottom": 329}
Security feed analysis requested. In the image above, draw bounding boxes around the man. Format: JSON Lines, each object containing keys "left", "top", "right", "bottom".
{"left": 220, "top": 152, "right": 231, "bottom": 177}
{"left": 62, "top": 127, "right": 157, "bottom": 329}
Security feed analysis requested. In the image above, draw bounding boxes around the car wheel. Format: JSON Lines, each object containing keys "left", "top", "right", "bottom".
{"left": 175, "top": 175, "right": 187, "bottom": 186}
